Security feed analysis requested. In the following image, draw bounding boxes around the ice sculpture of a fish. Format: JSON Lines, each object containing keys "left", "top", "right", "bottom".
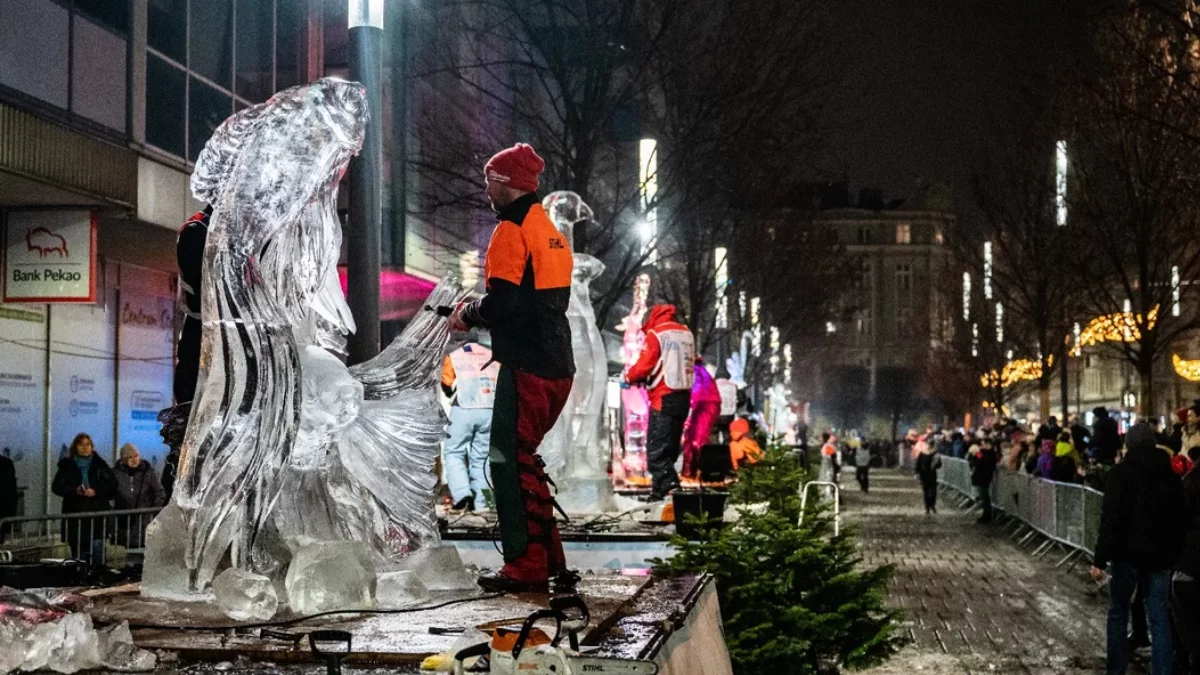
{"left": 170, "top": 78, "right": 462, "bottom": 592}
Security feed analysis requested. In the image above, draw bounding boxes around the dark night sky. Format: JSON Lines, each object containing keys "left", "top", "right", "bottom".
{"left": 821, "top": 1, "right": 1088, "bottom": 213}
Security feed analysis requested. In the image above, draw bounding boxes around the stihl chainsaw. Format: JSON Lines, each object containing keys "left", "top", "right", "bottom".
{"left": 451, "top": 595, "right": 658, "bottom": 675}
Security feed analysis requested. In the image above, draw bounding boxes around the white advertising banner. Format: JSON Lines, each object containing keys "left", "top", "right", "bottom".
{"left": 47, "top": 300, "right": 116, "bottom": 512}
{"left": 116, "top": 290, "right": 173, "bottom": 472}
{"left": 3, "top": 210, "right": 97, "bottom": 303}
{"left": 0, "top": 304, "right": 47, "bottom": 515}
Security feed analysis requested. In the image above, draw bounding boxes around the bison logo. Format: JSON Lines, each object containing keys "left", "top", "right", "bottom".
{"left": 26, "top": 227, "right": 69, "bottom": 258}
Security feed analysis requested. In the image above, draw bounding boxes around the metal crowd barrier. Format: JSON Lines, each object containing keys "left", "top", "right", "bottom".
{"left": 0, "top": 507, "right": 162, "bottom": 565}
{"left": 936, "top": 456, "right": 1101, "bottom": 565}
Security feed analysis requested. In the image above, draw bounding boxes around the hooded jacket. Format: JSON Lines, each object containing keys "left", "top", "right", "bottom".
{"left": 728, "top": 417, "right": 762, "bottom": 469}
{"left": 1094, "top": 428, "right": 1188, "bottom": 571}
{"left": 625, "top": 305, "right": 695, "bottom": 412}
{"left": 1091, "top": 410, "right": 1120, "bottom": 463}
{"left": 691, "top": 361, "right": 722, "bottom": 406}
{"left": 970, "top": 446, "right": 998, "bottom": 487}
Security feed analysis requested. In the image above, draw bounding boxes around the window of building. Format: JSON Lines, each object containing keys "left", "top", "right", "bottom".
{"left": 276, "top": 0, "right": 307, "bottom": 91}
{"left": 236, "top": 0, "right": 274, "bottom": 101}
{"left": 73, "top": 0, "right": 131, "bottom": 35}
{"left": 934, "top": 227, "right": 944, "bottom": 245}
{"left": 858, "top": 260, "right": 872, "bottom": 289}
{"left": 148, "top": 0, "right": 187, "bottom": 63}
{"left": 189, "top": 1, "right": 234, "bottom": 89}
{"left": 895, "top": 263, "right": 913, "bottom": 306}
{"left": 0, "top": 0, "right": 129, "bottom": 131}
{"left": 895, "top": 307, "right": 913, "bottom": 339}
{"left": 145, "top": 0, "right": 306, "bottom": 161}
{"left": 857, "top": 308, "right": 873, "bottom": 337}
{"left": 896, "top": 222, "right": 911, "bottom": 244}
{"left": 857, "top": 225, "right": 871, "bottom": 244}
{"left": 146, "top": 54, "right": 186, "bottom": 156}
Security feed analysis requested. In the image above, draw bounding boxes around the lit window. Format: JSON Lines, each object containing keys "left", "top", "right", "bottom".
{"left": 896, "top": 223, "right": 911, "bottom": 244}
{"left": 934, "top": 228, "right": 944, "bottom": 245}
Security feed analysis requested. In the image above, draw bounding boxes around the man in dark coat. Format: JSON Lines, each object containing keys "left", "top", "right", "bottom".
{"left": 1092, "top": 407, "right": 1121, "bottom": 465}
{"left": 970, "top": 440, "right": 999, "bottom": 524}
{"left": 1091, "top": 423, "right": 1188, "bottom": 675}
{"left": 1036, "top": 416, "right": 1063, "bottom": 447}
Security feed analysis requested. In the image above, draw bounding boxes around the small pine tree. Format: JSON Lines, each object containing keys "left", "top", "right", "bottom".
{"left": 656, "top": 445, "right": 905, "bottom": 674}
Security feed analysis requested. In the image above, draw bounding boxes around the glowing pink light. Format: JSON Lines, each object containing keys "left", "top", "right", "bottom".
{"left": 338, "top": 267, "right": 438, "bottom": 322}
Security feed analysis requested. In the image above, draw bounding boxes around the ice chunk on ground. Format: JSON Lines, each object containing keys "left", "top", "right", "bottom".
{"left": 0, "top": 621, "right": 29, "bottom": 672}
{"left": 97, "top": 621, "right": 157, "bottom": 671}
{"left": 140, "top": 503, "right": 200, "bottom": 600}
{"left": 214, "top": 568, "right": 279, "bottom": 621}
{"left": 390, "top": 545, "right": 476, "bottom": 591}
{"left": 376, "top": 570, "right": 430, "bottom": 608}
{"left": 285, "top": 541, "right": 376, "bottom": 614}
{"left": 47, "top": 613, "right": 102, "bottom": 673}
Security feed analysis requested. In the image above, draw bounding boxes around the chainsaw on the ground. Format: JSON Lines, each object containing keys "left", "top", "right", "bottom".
{"left": 451, "top": 595, "right": 658, "bottom": 675}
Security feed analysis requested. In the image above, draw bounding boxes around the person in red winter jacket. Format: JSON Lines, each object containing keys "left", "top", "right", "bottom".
{"left": 623, "top": 305, "right": 695, "bottom": 499}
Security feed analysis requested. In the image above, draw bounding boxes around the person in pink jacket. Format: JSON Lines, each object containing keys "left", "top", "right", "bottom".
{"left": 682, "top": 357, "right": 722, "bottom": 479}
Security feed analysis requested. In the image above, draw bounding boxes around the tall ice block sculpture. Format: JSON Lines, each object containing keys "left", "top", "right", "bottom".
{"left": 142, "top": 78, "right": 466, "bottom": 609}
{"left": 539, "top": 192, "right": 613, "bottom": 512}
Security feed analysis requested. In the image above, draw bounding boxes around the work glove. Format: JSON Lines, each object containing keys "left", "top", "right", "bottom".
{"left": 448, "top": 302, "right": 470, "bottom": 332}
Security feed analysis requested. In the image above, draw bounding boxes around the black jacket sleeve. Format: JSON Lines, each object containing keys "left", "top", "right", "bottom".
{"left": 51, "top": 460, "right": 79, "bottom": 498}
{"left": 1094, "top": 466, "right": 1127, "bottom": 569}
{"left": 463, "top": 278, "right": 520, "bottom": 330}
{"left": 91, "top": 461, "right": 118, "bottom": 501}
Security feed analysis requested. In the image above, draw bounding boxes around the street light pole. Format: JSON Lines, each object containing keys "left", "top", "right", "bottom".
{"left": 347, "top": 0, "right": 384, "bottom": 364}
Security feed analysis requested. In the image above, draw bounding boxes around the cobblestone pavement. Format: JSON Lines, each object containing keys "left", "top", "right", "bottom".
{"left": 846, "top": 469, "right": 1131, "bottom": 674}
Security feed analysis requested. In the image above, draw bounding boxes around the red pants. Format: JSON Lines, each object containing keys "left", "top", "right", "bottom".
{"left": 490, "top": 367, "right": 572, "bottom": 583}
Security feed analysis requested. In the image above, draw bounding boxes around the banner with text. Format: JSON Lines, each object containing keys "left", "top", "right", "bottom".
{"left": 116, "top": 289, "right": 173, "bottom": 472}
{"left": 0, "top": 305, "right": 47, "bottom": 515}
{"left": 48, "top": 300, "right": 116, "bottom": 515}
{"left": 3, "top": 210, "right": 97, "bottom": 303}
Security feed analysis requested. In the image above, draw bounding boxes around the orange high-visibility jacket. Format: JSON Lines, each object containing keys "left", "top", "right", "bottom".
{"left": 462, "top": 193, "right": 575, "bottom": 379}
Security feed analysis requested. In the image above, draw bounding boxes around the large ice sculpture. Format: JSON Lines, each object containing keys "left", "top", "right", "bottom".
{"left": 149, "top": 78, "right": 463, "bottom": 604}
{"left": 539, "top": 192, "right": 612, "bottom": 511}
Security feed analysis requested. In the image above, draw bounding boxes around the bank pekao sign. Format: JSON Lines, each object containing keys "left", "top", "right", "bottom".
{"left": 3, "top": 210, "right": 97, "bottom": 303}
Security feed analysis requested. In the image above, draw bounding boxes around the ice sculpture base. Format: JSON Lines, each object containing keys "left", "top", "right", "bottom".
{"left": 285, "top": 541, "right": 377, "bottom": 614}
{"left": 140, "top": 504, "right": 211, "bottom": 602}
{"left": 555, "top": 478, "right": 618, "bottom": 514}
{"left": 387, "top": 545, "right": 476, "bottom": 592}
{"left": 213, "top": 568, "right": 279, "bottom": 621}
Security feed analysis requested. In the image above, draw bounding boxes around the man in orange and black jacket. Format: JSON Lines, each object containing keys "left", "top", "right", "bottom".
{"left": 450, "top": 143, "right": 575, "bottom": 593}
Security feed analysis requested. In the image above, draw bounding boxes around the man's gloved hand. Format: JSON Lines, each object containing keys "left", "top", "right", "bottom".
{"left": 448, "top": 302, "right": 470, "bottom": 332}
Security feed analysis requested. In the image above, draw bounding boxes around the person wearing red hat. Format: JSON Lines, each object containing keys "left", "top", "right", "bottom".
{"left": 623, "top": 304, "right": 696, "bottom": 500}
{"left": 449, "top": 143, "right": 576, "bottom": 593}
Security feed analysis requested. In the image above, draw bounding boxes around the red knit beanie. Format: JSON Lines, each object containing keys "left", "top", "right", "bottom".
{"left": 485, "top": 143, "right": 545, "bottom": 193}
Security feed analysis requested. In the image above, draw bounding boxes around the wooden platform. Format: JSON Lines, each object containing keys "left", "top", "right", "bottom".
{"left": 85, "top": 572, "right": 709, "bottom": 671}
